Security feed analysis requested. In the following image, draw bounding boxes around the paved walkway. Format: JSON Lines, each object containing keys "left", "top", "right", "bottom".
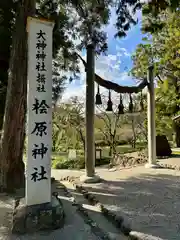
{"left": 52, "top": 163, "right": 180, "bottom": 240}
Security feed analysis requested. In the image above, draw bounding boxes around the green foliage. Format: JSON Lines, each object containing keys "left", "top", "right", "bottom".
{"left": 0, "top": 0, "right": 83, "bottom": 127}
{"left": 95, "top": 139, "right": 128, "bottom": 147}
{"left": 131, "top": 10, "right": 180, "bottom": 144}
{"left": 52, "top": 155, "right": 85, "bottom": 169}
{"left": 115, "top": 0, "right": 141, "bottom": 38}
{"left": 67, "top": 0, "right": 111, "bottom": 54}
{"left": 51, "top": 154, "right": 110, "bottom": 169}
{"left": 115, "top": 0, "right": 180, "bottom": 38}
{"left": 52, "top": 97, "right": 85, "bottom": 152}
{"left": 51, "top": 143, "right": 147, "bottom": 170}
{"left": 52, "top": 94, "right": 148, "bottom": 155}
{"left": 0, "top": 0, "right": 112, "bottom": 126}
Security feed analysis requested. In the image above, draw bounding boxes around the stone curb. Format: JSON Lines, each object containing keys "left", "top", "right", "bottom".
{"left": 55, "top": 179, "right": 115, "bottom": 240}
{"left": 58, "top": 175, "right": 167, "bottom": 240}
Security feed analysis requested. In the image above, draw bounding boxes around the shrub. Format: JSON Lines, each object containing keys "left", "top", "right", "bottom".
{"left": 52, "top": 155, "right": 111, "bottom": 169}
{"left": 52, "top": 155, "right": 85, "bottom": 169}
{"left": 95, "top": 157, "right": 110, "bottom": 166}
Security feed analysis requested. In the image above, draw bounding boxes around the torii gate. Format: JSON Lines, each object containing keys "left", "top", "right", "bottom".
{"left": 78, "top": 45, "right": 158, "bottom": 183}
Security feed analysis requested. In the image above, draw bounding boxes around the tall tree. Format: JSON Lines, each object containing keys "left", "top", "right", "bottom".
{"left": 0, "top": 0, "right": 81, "bottom": 128}
{"left": 115, "top": 0, "right": 180, "bottom": 37}
{"left": 130, "top": 11, "right": 180, "bottom": 146}
{"left": 0, "top": 0, "right": 81, "bottom": 192}
{"left": 0, "top": 0, "right": 36, "bottom": 192}
{"left": 0, "top": 1, "right": 17, "bottom": 129}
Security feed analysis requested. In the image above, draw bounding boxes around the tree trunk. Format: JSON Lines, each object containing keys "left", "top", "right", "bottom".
{"left": 131, "top": 118, "right": 136, "bottom": 149}
{"left": 109, "top": 146, "right": 112, "bottom": 157}
{"left": 0, "top": 0, "right": 36, "bottom": 193}
{"left": 0, "top": 3, "right": 13, "bottom": 130}
{"left": 79, "top": 129, "right": 85, "bottom": 152}
{"left": 0, "top": 88, "right": 7, "bottom": 130}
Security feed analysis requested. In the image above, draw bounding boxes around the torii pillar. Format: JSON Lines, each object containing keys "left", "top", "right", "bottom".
{"left": 145, "top": 66, "right": 159, "bottom": 168}
{"left": 80, "top": 44, "right": 100, "bottom": 183}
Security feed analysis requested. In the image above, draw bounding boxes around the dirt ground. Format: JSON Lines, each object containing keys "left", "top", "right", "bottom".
{"left": 0, "top": 194, "right": 14, "bottom": 240}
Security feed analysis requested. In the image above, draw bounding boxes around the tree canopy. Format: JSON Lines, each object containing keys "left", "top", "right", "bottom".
{"left": 130, "top": 9, "right": 180, "bottom": 146}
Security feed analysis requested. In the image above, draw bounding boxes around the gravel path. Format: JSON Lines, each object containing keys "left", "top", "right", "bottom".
{"left": 52, "top": 165, "right": 180, "bottom": 240}
{"left": 62, "top": 180, "right": 127, "bottom": 240}
{"left": 81, "top": 167, "right": 180, "bottom": 240}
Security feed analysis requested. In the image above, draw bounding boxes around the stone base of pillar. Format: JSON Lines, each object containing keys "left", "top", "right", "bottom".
{"left": 80, "top": 174, "right": 101, "bottom": 184}
{"left": 12, "top": 192, "right": 64, "bottom": 234}
{"left": 145, "top": 163, "right": 161, "bottom": 169}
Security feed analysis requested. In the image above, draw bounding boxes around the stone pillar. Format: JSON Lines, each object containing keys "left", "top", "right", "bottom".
{"left": 145, "top": 66, "right": 159, "bottom": 168}
{"left": 80, "top": 45, "right": 100, "bottom": 183}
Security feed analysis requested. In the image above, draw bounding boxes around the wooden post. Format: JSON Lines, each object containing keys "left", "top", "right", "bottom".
{"left": 80, "top": 44, "right": 100, "bottom": 183}
{"left": 145, "top": 66, "right": 159, "bottom": 168}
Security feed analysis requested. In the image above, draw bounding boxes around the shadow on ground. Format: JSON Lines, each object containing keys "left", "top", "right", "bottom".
{"left": 69, "top": 172, "right": 180, "bottom": 240}
{"left": 55, "top": 180, "right": 127, "bottom": 240}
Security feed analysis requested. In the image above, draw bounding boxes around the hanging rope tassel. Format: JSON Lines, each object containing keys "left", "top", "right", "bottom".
{"left": 128, "top": 94, "right": 133, "bottom": 113}
{"left": 95, "top": 85, "right": 102, "bottom": 105}
{"left": 118, "top": 94, "right": 124, "bottom": 114}
{"left": 106, "top": 90, "right": 113, "bottom": 111}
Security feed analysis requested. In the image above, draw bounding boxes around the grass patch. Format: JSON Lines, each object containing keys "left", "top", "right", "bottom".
{"left": 102, "top": 143, "right": 146, "bottom": 157}
{"left": 52, "top": 143, "right": 146, "bottom": 170}
{"left": 172, "top": 151, "right": 180, "bottom": 155}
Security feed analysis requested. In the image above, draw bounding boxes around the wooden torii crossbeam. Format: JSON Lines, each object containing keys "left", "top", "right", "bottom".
{"left": 78, "top": 54, "right": 148, "bottom": 94}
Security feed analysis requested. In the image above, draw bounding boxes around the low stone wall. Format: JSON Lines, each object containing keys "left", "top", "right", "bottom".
{"left": 110, "top": 151, "right": 148, "bottom": 168}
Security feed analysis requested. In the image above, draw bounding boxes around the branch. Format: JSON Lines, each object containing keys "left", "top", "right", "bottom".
{"left": 96, "top": 111, "right": 109, "bottom": 127}
{"left": 112, "top": 113, "right": 120, "bottom": 139}
{"left": 157, "top": 74, "right": 163, "bottom": 83}
{"left": 78, "top": 54, "right": 148, "bottom": 93}
{"left": 97, "top": 126, "right": 110, "bottom": 143}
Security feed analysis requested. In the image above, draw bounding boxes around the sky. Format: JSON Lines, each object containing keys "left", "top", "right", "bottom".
{"left": 62, "top": 9, "right": 144, "bottom": 101}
